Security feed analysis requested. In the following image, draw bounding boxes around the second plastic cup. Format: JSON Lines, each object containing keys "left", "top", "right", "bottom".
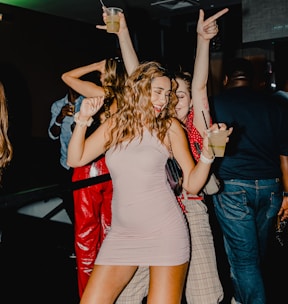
{"left": 106, "top": 7, "right": 123, "bottom": 33}
{"left": 207, "top": 129, "right": 229, "bottom": 157}
{"left": 67, "top": 103, "right": 75, "bottom": 116}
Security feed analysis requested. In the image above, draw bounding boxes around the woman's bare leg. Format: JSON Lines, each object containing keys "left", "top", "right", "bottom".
{"left": 80, "top": 264, "right": 138, "bottom": 304}
{"left": 147, "top": 263, "right": 188, "bottom": 304}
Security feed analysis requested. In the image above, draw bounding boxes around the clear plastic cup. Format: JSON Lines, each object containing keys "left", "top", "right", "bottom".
{"left": 207, "top": 129, "right": 229, "bottom": 157}
{"left": 106, "top": 7, "right": 123, "bottom": 33}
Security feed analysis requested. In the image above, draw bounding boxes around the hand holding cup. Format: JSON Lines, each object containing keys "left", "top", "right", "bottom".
{"left": 96, "top": 6, "right": 123, "bottom": 33}
{"left": 207, "top": 123, "right": 232, "bottom": 157}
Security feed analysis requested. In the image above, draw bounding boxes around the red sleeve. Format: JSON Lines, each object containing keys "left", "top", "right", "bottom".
{"left": 185, "top": 110, "right": 203, "bottom": 162}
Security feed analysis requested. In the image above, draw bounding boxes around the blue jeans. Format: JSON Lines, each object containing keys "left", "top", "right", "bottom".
{"left": 212, "top": 178, "right": 282, "bottom": 304}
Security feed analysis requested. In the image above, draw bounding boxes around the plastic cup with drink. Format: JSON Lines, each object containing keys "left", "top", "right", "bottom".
{"left": 105, "top": 7, "right": 123, "bottom": 33}
{"left": 201, "top": 110, "right": 229, "bottom": 157}
{"left": 207, "top": 129, "right": 229, "bottom": 157}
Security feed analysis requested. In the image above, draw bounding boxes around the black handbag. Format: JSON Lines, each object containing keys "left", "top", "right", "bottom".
{"left": 165, "top": 132, "right": 183, "bottom": 196}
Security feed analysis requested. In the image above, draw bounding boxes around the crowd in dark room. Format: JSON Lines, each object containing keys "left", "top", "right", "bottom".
{"left": 0, "top": 2, "right": 288, "bottom": 303}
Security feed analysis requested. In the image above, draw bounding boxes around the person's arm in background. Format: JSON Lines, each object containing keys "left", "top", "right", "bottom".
{"left": 274, "top": 94, "right": 288, "bottom": 221}
{"left": 192, "top": 8, "right": 229, "bottom": 137}
{"left": 278, "top": 155, "right": 288, "bottom": 221}
{"left": 61, "top": 61, "right": 106, "bottom": 98}
{"left": 96, "top": 8, "right": 139, "bottom": 76}
{"left": 116, "top": 12, "right": 139, "bottom": 75}
{"left": 49, "top": 101, "right": 74, "bottom": 138}
{"left": 48, "top": 98, "right": 66, "bottom": 138}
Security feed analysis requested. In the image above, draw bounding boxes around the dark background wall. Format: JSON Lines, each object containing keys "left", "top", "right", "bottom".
{"left": 242, "top": 0, "right": 288, "bottom": 44}
{"left": 0, "top": 4, "right": 117, "bottom": 192}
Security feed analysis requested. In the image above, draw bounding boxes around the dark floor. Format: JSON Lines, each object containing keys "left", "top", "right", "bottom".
{"left": 0, "top": 209, "right": 79, "bottom": 304}
{"left": 0, "top": 200, "right": 287, "bottom": 304}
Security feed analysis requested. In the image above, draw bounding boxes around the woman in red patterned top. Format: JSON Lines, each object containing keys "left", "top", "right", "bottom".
{"left": 173, "top": 8, "right": 231, "bottom": 304}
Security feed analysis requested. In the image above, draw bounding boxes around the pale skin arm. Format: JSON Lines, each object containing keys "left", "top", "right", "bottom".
{"left": 67, "top": 96, "right": 107, "bottom": 167}
{"left": 96, "top": 9, "right": 139, "bottom": 76}
{"left": 168, "top": 118, "right": 218, "bottom": 194}
{"left": 192, "top": 8, "right": 229, "bottom": 136}
{"left": 61, "top": 61, "right": 106, "bottom": 97}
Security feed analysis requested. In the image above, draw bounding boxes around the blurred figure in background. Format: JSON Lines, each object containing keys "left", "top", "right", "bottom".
{"left": 0, "top": 81, "right": 13, "bottom": 243}
{"left": 61, "top": 57, "right": 128, "bottom": 297}
{"left": 0, "top": 81, "right": 13, "bottom": 182}
{"left": 210, "top": 57, "right": 288, "bottom": 304}
{"left": 48, "top": 86, "right": 83, "bottom": 224}
{"left": 273, "top": 74, "right": 288, "bottom": 102}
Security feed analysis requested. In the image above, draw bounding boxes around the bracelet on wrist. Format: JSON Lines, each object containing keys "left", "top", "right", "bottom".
{"left": 200, "top": 153, "right": 215, "bottom": 164}
{"left": 283, "top": 191, "right": 288, "bottom": 197}
{"left": 54, "top": 121, "right": 62, "bottom": 127}
{"left": 74, "top": 112, "right": 93, "bottom": 127}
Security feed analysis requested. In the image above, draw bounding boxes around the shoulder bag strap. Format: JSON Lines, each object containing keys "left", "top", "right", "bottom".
{"left": 167, "top": 131, "right": 173, "bottom": 157}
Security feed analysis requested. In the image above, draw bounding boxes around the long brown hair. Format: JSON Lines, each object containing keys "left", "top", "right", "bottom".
{"left": 103, "top": 57, "right": 128, "bottom": 106}
{"left": 105, "top": 61, "right": 178, "bottom": 150}
{"left": 0, "top": 82, "right": 13, "bottom": 182}
{"left": 88, "top": 57, "right": 128, "bottom": 133}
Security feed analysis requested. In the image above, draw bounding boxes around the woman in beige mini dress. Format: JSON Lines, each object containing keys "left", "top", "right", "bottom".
{"left": 67, "top": 61, "right": 222, "bottom": 304}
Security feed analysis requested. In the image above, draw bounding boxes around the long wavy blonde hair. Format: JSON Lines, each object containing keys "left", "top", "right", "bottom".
{"left": 0, "top": 82, "right": 13, "bottom": 181}
{"left": 105, "top": 61, "right": 178, "bottom": 150}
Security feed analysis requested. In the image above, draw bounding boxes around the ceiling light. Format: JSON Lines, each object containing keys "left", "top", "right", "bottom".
{"left": 151, "top": 0, "right": 199, "bottom": 10}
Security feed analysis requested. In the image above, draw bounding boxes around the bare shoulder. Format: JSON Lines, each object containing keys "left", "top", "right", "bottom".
{"left": 166, "top": 118, "right": 190, "bottom": 158}
{"left": 169, "top": 117, "right": 185, "bottom": 136}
